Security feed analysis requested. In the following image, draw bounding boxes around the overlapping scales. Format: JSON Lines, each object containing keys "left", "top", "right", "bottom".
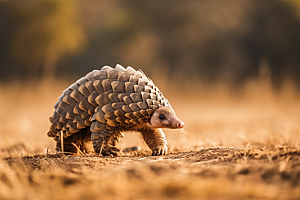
{"left": 48, "top": 64, "right": 171, "bottom": 140}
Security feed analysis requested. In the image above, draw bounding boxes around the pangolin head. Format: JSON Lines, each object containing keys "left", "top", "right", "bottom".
{"left": 147, "top": 106, "right": 184, "bottom": 129}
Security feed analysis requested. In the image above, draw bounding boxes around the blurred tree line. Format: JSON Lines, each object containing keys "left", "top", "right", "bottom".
{"left": 0, "top": 0, "right": 300, "bottom": 89}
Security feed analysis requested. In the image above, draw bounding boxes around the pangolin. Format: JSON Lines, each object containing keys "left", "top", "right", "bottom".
{"left": 47, "top": 64, "right": 184, "bottom": 156}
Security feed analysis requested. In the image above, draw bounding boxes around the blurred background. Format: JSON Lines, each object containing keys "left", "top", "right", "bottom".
{"left": 0, "top": 0, "right": 300, "bottom": 155}
{"left": 1, "top": 0, "right": 300, "bottom": 88}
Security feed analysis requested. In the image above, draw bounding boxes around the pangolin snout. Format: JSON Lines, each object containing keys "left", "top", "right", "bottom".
{"left": 176, "top": 121, "right": 185, "bottom": 128}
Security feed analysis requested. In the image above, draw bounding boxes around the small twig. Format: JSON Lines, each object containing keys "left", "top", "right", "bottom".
{"left": 191, "top": 159, "right": 219, "bottom": 165}
{"left": 71, "top": 143, "right": 84, "bottom": 156}
{"left": 99, "top": 141, "right": 104, "bottom": 157}
{"left": 46, "top": 147, "right": 49, "bottom": 158}
{"left": 60, "top": 131, "right": 64, "bottom": 157}
{"left": 147, "top": 157, "right": 164, "bottom": 162}
{"left": 267, "top": 154, "right": 272, "bottom": 162}
{"left": 56, "top": 151, "right": 75, "bottom": 155}
{"left": 138, "top": 157, "right": 148, "bottom": 161}
{"left": 279, "top": 155, "right": 291, "bottom": 172}
{"left": 171, "top": 158, "right": 186, "bottom": 161}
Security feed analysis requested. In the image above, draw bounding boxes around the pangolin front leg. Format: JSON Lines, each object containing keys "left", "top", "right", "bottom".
{"left": 140, "top": 128, "right": 168, "bottom": 156}
{"left": 91, "top": 129, "right": 122, "bottom": 156}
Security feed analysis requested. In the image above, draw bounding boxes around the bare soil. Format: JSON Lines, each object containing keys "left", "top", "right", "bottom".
{"left": 1, "top": 146, "right": 300, "bottom": 200}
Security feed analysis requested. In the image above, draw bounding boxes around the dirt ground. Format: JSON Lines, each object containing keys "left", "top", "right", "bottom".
{"left": 0, "top": 81, "right": 300, "bottom": 200}
{"left": 1, "top": 146, "right": 300, "bottom": 200}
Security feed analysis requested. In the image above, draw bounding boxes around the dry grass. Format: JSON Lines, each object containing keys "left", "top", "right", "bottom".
{"left": 0, "top": 79, "right": 300, "bottom": 200}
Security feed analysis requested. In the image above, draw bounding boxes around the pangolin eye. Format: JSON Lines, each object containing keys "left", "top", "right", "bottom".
{"left": 159, "top": 114, "right": 165, "bottom": 120}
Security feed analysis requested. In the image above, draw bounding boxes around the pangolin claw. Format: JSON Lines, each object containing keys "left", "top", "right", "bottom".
{"left": 152, "top": 145, "right": 168, "bottom": 156}
{"left": 101, "top": 146, "right": 120, "bottom": 157}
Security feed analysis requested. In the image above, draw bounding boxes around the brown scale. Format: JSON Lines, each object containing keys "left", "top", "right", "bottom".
{"left": 66, "top": 107, "right": 76, "bottom": 120}
{"left": 134, "top": 71, "right": 143, "bottom": 78}
{"left": 91, "top": 121, "right": 106, "bottom": 132}
{"left": 104, "top": 112, "right": 116, "bottom": 120}
{"left": 130, "top": 118, "right": 139, "bottom": 124}
{"left": 102, "top": 103, "right": 114, "bottom": 113}
{"left": 117, "top": 72, "right": 131, "bottom": 82}
{"left": 106, "top": 119, "right": 119, "bottom": 127}
{"left": 76, "top": 77, "right": 88, "bottom": 85}
{"left": 81, "top": 111, "right": 90, "bottom": 119}
{"left": 139, "top": 110, "right": 148, "bottom": 117}
{"left": 111, "top": 81, "right": 125, "bottom": 93}
{"left": 123, "top": 96, "right": 133, "bottom": 104}
{"left": 137, "top": 102, "right": 148, "bottom": 110}
{"left": 84, "top": 118, "right": 91, "bottom": 126}
{"left": 138, "top": 117, "right": 147, "bottom": 122}
{"left": 56, "top": 105, "right": 64, "bottom": 115}
{"left": 125, "top": 112, "right": 137, "bottom": 119}
{"left": 95, "top": 91, "right": 111, "bottom": 107}
{"left": 102, "top": 79, "right": 114, "bottom": 92}
{"left": 129, "top": 103, "right": 140, "bottom": 112}
{"left": 66, "top": 120, "right": 78, "bottom": 134}
{"left": 133, "top": 111, "right": 144, "bottom": 118}
{"left": 53, "top": 101, "right": 60, "bottom": 110}
{"left": 56, "top": 122, "right": 64, "bottom": 130}
{"left": 84, "top": 81, "right": 95, "bottom": 92}
{"left": 74, "top": 115, "right": 86, "bottom": 129}
{"left": 93, "top": 80, "right": 105, "bottom": 94}
{"left": 62, "top": 88, "right": 71, "bottom": 96}
{"left": 88, "top": 106, "right": 95, "bottom": 115}
{"left": 73, "top": 103, "right": 82, "bottom": 115}
{"left": 63, "top": 94, "right": 77, "bottom": 108}
{"left": 79, "top": 97, "right": 92, "bottom": 112}
{"left": 122, "top": 105, "right": 133, "bottom": 113}
{"left": 125, "top": 66, "right": 136, "bottom": 75}
{"left": 78, "top": 84, "right": 90, "bottom": 98}
{"left": 53, "top": 111, "right": 61, "bottom": 124}
{"left": 84, "top": 70, "right": 97, "bottom": 80}
{"left": 88, "top": 91, "right": 100, "bottom": 107}
{"left": 114, "top": 109, "right": 126, "bottom": 117}
{"left": 59, "top": 101, "right": 72, "bottom": 112}
{"left": 112, "top": 102, "right": 125, "bottom": 110}
{"left": 109, "top": 93, "right": 121, "bottom": 103}
{"left": 93, "top": 70, "right": 107, "bottom": 80}
{"left": 125, "top": 82, "right": 135, "bottom": 93}
{"left": 118, "top": 93, "right": 130, "bottom": 102}
{"left": 134, "top": 85, "right": 144, "bottom": 93}
{"left": 130, "top": 93, "right": 143, "bottom": 103}
{"left": 59, "top": 111, "right": 68, "bottom": 124}
{"left": 107, "top": 69, "right": 120, "bottom": 79}
{"left": 115, "top": 64, "right": 126, "bottom": 72}
{"left": 94, "top": 109, "right": 106, "bottom": 123}
{"left": 70, "top": 90, "right": 83, "bottom": 103}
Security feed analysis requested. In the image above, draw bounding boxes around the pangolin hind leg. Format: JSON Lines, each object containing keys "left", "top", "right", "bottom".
{"left": 139, "top": 128, "right": 168, "bottom": 156}
{"left": 55, "top": 128, "right": 92, "bottom": 154}
{"left": 78, "top": 128, "right": 93, "bottom": 153}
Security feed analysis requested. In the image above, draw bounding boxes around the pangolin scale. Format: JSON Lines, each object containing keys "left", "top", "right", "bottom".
{"left": 47, "top": 64, "right": 184, "bottom": 156}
